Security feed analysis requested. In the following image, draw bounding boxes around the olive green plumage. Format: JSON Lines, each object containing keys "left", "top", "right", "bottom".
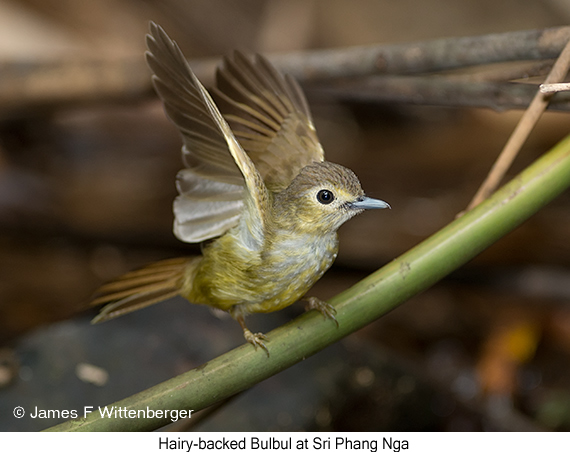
{"left": 91, "top": 22, "right": 389, "bottom": 355}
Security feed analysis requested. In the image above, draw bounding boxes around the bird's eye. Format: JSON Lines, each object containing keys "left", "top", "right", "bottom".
{"left": 316, "top": 189, "right": 334, "bottom": 205}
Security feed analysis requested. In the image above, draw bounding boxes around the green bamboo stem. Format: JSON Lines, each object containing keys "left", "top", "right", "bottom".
{"left": 46, "top": 133, "right": 570, "bottom": 432}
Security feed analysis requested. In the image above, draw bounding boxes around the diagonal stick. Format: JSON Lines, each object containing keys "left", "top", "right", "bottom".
{"left": 466, "top": 38, "right": 570, "bottom": 211}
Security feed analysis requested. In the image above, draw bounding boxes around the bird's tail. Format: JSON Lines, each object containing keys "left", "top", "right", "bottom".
{"left": 91, "top": 257, "right": 200, "bottom": 323}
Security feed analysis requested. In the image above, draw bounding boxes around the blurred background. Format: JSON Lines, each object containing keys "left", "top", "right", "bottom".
{"left": 1, "top": 0, "right": 570, "bottom": 432}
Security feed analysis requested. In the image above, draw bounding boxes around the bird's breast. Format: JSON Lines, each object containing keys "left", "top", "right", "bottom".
{"left": 247, "top": 231, "right": 339, "bottom": 313}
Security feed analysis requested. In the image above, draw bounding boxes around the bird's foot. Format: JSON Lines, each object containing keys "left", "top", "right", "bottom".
{"left": 236, "top": 314, "right": 270, "bottom": 356}
{"left": 304, "top": 297, "right": 339, "bottom": 327}
{"left": 243, "top": 329, "right": 270, "bottom": 356}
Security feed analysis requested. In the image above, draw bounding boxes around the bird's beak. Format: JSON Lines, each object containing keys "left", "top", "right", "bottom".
{"left": 350, "top": 196, "right": 391, "bottom": 210}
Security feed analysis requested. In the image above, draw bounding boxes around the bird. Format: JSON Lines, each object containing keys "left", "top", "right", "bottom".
{"left": 91, "top": 22, "right": 390, "bottom": 355}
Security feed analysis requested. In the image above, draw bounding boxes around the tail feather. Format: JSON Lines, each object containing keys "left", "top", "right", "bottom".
{"left": 91, "top": 257, "right": 198, "bottom": 323}
{"left": 92, "top": 288, "right": 181, "bottom": 323}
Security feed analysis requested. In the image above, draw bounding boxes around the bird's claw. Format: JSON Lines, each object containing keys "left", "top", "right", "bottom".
{"left": 304, "top": 297, "right": 339, "bottom": 327}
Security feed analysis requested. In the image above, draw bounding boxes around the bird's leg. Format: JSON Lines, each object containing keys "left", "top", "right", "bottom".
{"left": 236, "top": 314, "right": 269, "bottom": 356}
{"left": 303, "top": 296, "right": 339, "bottom": 327}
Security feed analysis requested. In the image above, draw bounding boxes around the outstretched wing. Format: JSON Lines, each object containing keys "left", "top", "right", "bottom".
{"left": 214, "top": 51, "right": 325, "bottom": 192}
{"left": 146, "top": 22, "right": 268, "bottom": 246}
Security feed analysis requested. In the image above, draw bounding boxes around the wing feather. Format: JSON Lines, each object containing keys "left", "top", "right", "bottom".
{"left": 146, "top": 22, "right": 268, "bottom": 245}
{"left": 213, "top": 52, "right": 325, "bottom": 191}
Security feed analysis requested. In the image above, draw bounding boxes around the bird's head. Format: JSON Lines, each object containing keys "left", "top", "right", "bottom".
{"left": 273, "top": 161, "right": 390, "bottom": 234}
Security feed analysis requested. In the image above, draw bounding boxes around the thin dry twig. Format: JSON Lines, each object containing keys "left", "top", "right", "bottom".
{"left": 465, "top": 38, "right": 570, "bottom": 211}
{"left": 540, "top": 82, "right": 570, "bottom": 93}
